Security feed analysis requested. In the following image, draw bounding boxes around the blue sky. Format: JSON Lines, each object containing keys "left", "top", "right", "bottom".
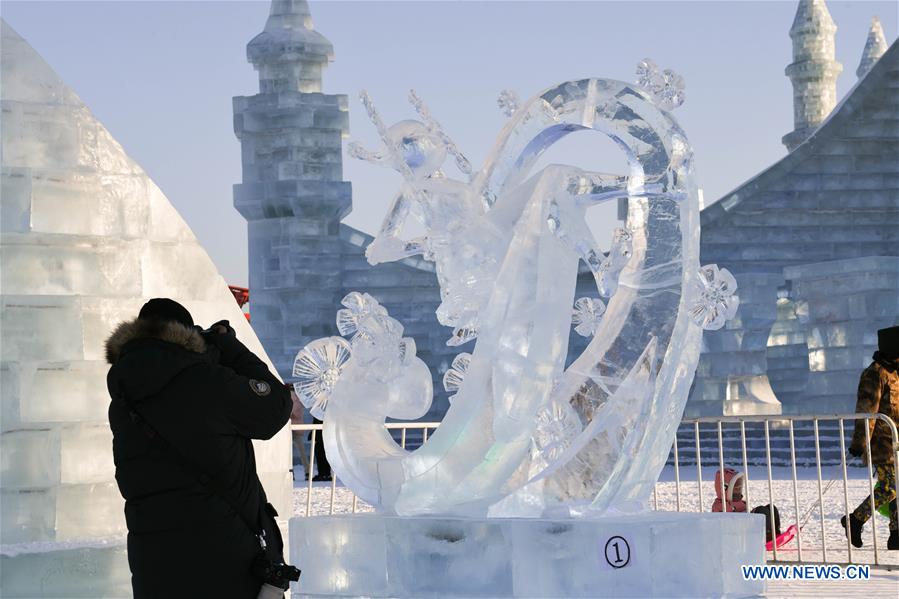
{"left": 2, "top": 0, "right": 895, "bottom": 285}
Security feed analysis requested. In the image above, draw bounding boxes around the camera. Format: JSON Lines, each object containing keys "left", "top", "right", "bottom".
{"left": 196, "top": 320, "right": 236, "bottom": 364}
{"left": 198, "top": 319, "right": 235, "bottom": 340}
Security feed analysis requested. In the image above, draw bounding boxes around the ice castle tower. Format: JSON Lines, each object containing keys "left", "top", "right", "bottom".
{"left": 233, "top": 0, "right": 352, "bottom": 377}
{"left": 0, "top": 20, "right": 290, "bottom": 594}
{"left": 783, "top": 0, "right": 843, "bottom": 151}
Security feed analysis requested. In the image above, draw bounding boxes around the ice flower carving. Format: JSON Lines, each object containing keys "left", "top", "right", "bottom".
{"left": 293, "top": 337, "right": 352, "bottom": 419}
{"left": 442, "top": 352, "right": 471, "bottom": 398}
{"left": 350, "top": 313, "right": 404, "bottom": 370}
{"left": 447, "top": 326, "right": 478, "bottom": 347}
{"left": 636, "top": 59, "right": 663, "bottom": 91}
{"left": 636, "top": 58, "right": 686, "bottom": 110}
{"left": 571, "top": 297, "right": 606, "bottom": 337}
{"left": 434, "top": 245, "right": 498, "bottom": 331}
{"left": 689, "top": 264, "right": 739, "bottom": 330}
{"left": 534, "top": 401, "right": 583, "bottom": 464}
{"left": 336, "top": 291, "right": 388, "bottom": 339}
{"left": 658, "top": 71, "right": 685, "bottom": 108}
{"left": 334, "top": 290, "right": 415, "bottom": 382}
{"left": 497, "top": 89, "right": 520, "bottom": 117}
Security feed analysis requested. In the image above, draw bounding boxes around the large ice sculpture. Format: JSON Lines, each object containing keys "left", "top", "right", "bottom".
{"left": 0, "top": 20, "right": 289, "bottom": 594}
{"left": 295, "top": 60, "right": 739, "bottom": 517}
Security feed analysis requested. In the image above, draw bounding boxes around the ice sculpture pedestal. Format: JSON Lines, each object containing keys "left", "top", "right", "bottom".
{"left": 290, "top": 512, "right": 765, "bottom": 597}
{"left": 0, "top": 544, "right": 130, "bottom": 598}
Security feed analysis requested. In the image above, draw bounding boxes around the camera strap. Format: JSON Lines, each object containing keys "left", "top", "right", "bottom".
{"left": 116, "top": 393, "right": 273, "bottom": 555}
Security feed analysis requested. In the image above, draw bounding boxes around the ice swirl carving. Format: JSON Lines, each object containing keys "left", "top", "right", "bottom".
{"left": 294, "top": 65, "right": 735, "bottom": 516}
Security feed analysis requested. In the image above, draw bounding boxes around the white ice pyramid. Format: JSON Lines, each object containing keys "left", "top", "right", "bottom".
{"left": 0, "top": 18, "right": 290, "bottom": 572}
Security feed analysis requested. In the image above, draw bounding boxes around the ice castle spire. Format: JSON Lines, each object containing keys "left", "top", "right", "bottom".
{"left": 247, "top": 0, "right": 334, "bottom": 93}
{"left": 856, "top": 17, "right": 888, "bottom": 79}
{"left": 233, "top": 1, "right": 351, "bottom": 378}
{"left": 782, "top": 0, "right": 843, "bottom": 151}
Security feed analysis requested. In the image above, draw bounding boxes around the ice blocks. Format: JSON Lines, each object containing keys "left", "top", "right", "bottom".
{"left": 291, "top": 512, "right": 766, "bottom": 597}
{"left": 0, "top": 20, "right": 290, "bottom": 562}
{"left": 1, "top": 544, "right": 131, "bottom": 598}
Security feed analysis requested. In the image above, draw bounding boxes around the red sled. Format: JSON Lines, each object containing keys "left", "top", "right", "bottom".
{"left": 766, "top": 524, "right": 798, "bottom": 551}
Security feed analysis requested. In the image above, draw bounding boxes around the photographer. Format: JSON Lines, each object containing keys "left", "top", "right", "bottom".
{"left": 106, "top": 298, "right": 297, "bottom": 598}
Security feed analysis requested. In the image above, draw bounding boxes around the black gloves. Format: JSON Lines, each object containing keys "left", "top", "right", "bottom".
{"left": 200, "top": 320, "right": 249, "bottom": 367}
{"left": 202, "top": 320, "right": 236, "bottom": 339}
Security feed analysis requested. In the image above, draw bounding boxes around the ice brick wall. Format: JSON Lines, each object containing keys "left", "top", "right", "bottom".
{"left": 0, "top": 21, "right": 291, "bottom": 546}
{"left": 786, "top": 256, "right": 899, "bottom": 413}
{"left": 691, "top": 40, "right": 899, "bottom": 417}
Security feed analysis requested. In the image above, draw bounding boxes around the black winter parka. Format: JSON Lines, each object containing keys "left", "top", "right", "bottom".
{"left": 105, "top": 318, "right": 291, "bottom": 599}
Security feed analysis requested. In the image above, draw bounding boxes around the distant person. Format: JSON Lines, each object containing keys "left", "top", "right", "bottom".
{"left": 106, "top": 299, "right": 299, "bottom": 597}
{"left": 289, "top": 388, "right": 311, "bottom": 478}
{"left": 843, "top": 325, "right": 898, "bottom": 551}
{"left": 311, "top": 416, "right": 332, "bottom": 481}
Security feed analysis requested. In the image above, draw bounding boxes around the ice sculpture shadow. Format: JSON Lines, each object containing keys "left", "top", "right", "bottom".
{"left": 293, "top": 61, "right": 739, "bottom": 518}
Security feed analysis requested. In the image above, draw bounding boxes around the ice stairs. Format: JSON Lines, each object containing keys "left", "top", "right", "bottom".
{"left": 395, "top": 422, "right": 855, "bottom": 467}
{"left": 666, "top": 420, "right": 858, "bottom": 468}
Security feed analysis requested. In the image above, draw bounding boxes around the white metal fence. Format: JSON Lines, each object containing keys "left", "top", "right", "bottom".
{"left": 290, "top": 422, "right": 439, "bottom": 517}
{"left": 290, "top": 413, "right": 898, "bottom": 570}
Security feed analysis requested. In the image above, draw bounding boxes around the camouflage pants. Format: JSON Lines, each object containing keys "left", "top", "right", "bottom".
{"left": 852, "top": 464, "right": 898, "bottom": 532}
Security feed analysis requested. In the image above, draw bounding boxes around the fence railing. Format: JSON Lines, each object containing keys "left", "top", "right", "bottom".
{"left": 290, "top": 413, "right": 898, "bottom": 570}
{"left": 290, "top": 422, "right": 439, "bottom": 517}
{"left": 673, "top": 414, "right": 898, "bottom": 570}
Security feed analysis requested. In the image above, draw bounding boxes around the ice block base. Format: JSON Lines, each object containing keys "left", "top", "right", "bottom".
{"left": 290, "top": 511, "right": 765, "bottom": 597}
{"left": 0, "top": 543, "right": 130, "bottom": 598}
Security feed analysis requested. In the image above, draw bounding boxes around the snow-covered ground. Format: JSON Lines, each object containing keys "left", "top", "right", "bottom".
{"left": 654, "top": 465, "right": 898, "bottom": 568}
{"left": 292, "top": 465, "right": 899, "bottom": 596}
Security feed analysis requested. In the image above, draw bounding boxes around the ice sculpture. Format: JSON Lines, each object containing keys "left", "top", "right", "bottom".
{"left": 294, "top": 62, "right": 739, "bottom": 517}
{"left": 0, "top": 21, "right": 289, "bottom": 592}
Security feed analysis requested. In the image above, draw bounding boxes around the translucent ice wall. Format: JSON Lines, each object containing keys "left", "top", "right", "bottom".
{"left": 0, "top": 21, "right": 290, "bottom": 546}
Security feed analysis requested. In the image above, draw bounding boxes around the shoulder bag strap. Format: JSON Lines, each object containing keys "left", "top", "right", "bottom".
{"left": 116, "top": 393, "right": 269, "bottom": 552}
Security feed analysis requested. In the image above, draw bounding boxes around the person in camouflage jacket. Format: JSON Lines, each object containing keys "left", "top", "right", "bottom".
{"left": 842, "top": 326, "right": 898, "bottom": 550}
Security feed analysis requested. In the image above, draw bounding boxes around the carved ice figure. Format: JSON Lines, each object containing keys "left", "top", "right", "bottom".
{"left": 294, "top": 60, "right": 733, "bottom": 516}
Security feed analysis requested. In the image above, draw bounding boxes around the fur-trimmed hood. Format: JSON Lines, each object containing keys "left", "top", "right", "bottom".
{"left": 105, "top": 318, "right": 205, "bottom": 365}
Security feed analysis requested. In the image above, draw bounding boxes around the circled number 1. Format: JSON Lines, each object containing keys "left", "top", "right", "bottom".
{"left": 604, "top": 535, "right": 630, "bottom": 569}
